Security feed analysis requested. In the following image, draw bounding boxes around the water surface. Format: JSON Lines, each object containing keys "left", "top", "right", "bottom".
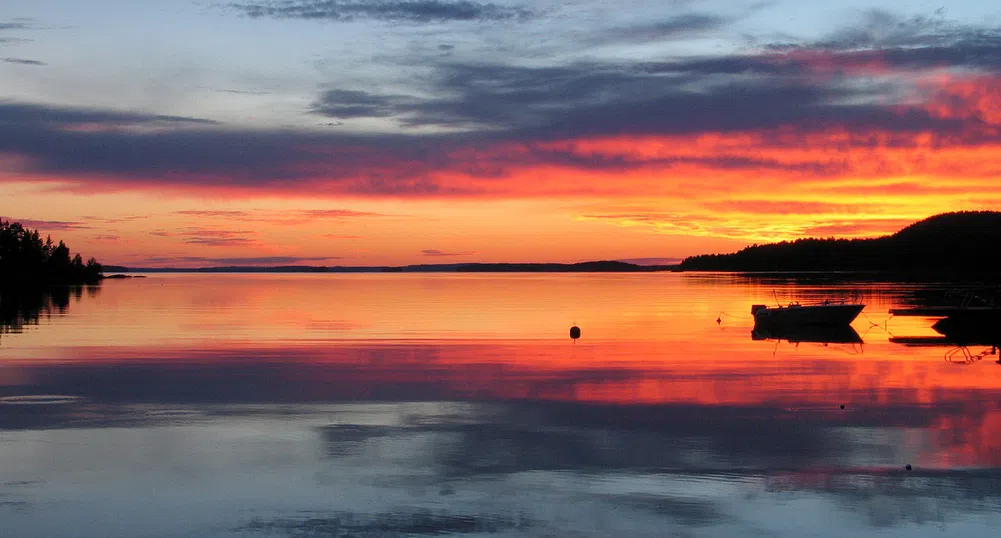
{"left": 1, "top": 273, "right": 999, "bottom": 537}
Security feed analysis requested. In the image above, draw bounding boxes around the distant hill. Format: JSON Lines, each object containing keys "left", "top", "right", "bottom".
{"left": 678, "top": 211, "right": 1001, "bottom": 274}
{"left": 107, "top": 260, "right": 678, "bottom": 274}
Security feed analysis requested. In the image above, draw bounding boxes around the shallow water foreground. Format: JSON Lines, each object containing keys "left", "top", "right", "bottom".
{"left": 1, "top": 274, "right": 1000, "bottom": 537}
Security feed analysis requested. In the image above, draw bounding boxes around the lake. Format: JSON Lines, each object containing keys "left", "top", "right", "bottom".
{"left": 1, "top": 273, "right": 1000, "bottom": 537}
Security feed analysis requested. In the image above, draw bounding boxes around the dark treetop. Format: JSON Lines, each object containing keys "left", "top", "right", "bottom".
{"left": 0, "top": 220, "right": 103, "bottom": 286}
{"left": 679, "top": 211, "right": 1001, "bottom": 275}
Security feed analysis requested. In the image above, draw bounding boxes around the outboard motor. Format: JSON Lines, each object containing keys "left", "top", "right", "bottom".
{"left": 751, "top": 304, "right": 767, "bottom": 317}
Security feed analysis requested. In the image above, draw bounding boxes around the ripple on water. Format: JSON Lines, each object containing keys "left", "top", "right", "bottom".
{"left": 0, "top": 395, "right": 82, "bottom": 406}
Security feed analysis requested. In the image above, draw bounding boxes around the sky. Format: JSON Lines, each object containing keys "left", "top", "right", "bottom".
{"left": 1, "top": 0, "right": 1000, "bottom": 267}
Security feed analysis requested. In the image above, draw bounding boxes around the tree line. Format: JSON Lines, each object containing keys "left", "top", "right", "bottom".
{"left": 679, "top": 211, "right": 1001, "bottom": 274}
{"left": 0, "top": 220, "right": 103, "bottom": 286}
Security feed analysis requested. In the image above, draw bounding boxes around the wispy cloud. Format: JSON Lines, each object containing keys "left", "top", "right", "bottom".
{"left": 183, "top": 237, "right": 255, "bottom": 246}
{"left": 0, "top": 21, "right": 33, "bottom": 31}
{"left": 227, "top": 0, "right": 535, "bottom": 23}
{"left": 0, "top": 217, "right": 90, "bottom": 231}
{"left": 0, "top": 102, "right": 219, "bottom": 131}
{"left": 141, "top": 255, "right": 341, "bottom": 265}
{"left": 174, "top": 209, "right": 386, "bottom": 223}
{"left": 178, "top": 228, "right": 257, "bottom": 247}
{"left": 2, "top": 57, "right": 45, "bottom": 66}
{"left": 421, "top": 249, "right": 474, "bottom": 256}
{"left": 591, "top": 14, "right": 729, "bottom": 45}
{"left": 175, "top": 210, "right": 251, "bottom": 218}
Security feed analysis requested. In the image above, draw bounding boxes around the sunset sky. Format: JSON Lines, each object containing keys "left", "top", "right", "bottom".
{"left": 2, "top": 0, "right": 1000, "bottom": 267}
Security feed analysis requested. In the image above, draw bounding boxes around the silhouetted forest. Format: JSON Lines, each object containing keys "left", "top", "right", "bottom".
{"left": 0, "top": 220, "right": 103, "bottom": 286}
{"left": 679, "top": 211, "right": 1001, "bottom": 274}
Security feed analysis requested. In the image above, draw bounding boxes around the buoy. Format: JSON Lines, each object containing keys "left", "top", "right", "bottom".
{"left": 840, "top": 404, "right": 845, "bottom": 410}
{"left": 905, "top": 464, "right": 912, "bottom": 471}
{"left": 570, "top": 325, "right": 581, "bottom": 340}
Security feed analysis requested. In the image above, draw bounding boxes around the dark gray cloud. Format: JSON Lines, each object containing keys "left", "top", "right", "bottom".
{"left": 315, "top": 60, "right": 981, "bottom": 140}
{"left": 310, "top": 89, "right": 412, "bottom": 119}
{"left": 0, "top": 102, "right": 219, "bottom": 129}
{"left": 227, "top": 0, "right": 535, "bottom": 23}
{"left": 1, "top": 57, "right": 44, "bottom": 65}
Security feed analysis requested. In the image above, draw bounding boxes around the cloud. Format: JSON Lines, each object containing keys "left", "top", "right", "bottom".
{"left": 213, "top": 88, "right": 271, "bottom": 95}
{"left": 310, "top": 89, "right": 413, "bottom": 119}
{"left": 175, "top": 210, "right": 250, "bottom": 218}
{"left": 421, "top": 249, "right": 475, "bottom": 256}
{"left": 3, "top": 10, "right": 1001, "bottom": 206}
{"left": 0, "top": 22, "right": 32, "bottom": 31}
{"left": 227, "top": 0, "right": 535, "bottom": 23}
{"left": 140, "top": 255, "right": 341, "bottom": 265}
{"left": 0, "top": 217, "right": 90, "bottom": 231}
{"left": 174, "top": 209, "right": 386, "bottom": 223}
{"left": 183, "top": 237, "right": 255, "bottom": 246}
{"left": 2, "top": 57, "right": 45, "bottom": 66}
{"left": 93, "top": 235, "right": 119, "bottom": 241}
{"left": 301, "top": 209, "right": 382, "bottom": 218}
{"left": 178, "top": 228, "right": 256, "bottom": 247}
{"left": 322, "top": 234, "right": 362, "bottom": 239}
{"left": 309, "top": 60, "right": 983, "bottom": 140}
{"left": 0, "top": 102, "right": 219, "bottom": 131}
{"left": 593, "top": 14, "right": 728, "bottom": 45}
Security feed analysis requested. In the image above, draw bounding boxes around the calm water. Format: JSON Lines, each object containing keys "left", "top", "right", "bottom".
{"left": 1, "top": 273, "right": 1000, "bottom": 537}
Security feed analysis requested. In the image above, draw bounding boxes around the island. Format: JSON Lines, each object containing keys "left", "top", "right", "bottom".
{"left": 678, "top": 211, "right": 1001, "bottom": 276}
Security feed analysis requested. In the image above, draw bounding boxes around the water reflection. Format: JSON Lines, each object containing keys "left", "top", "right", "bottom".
{"left": 888, "top": 287, "right": 1001, "bottom": 363}
{"left": 3, "top": 274, "right": 1001, "bottom": 536}
{"left": 0, "top": 286, "right": 97, "bottom": 341}
{"left": 752, "top": 325, "right": 863, "bottom": 344}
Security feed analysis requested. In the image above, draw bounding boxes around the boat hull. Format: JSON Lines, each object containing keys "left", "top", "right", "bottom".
{"left": 753, "top": 304, "right": 864, "bottom": 329}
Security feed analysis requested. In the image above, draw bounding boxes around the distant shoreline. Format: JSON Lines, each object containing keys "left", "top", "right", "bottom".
{"left": 99, "top": 267, "right": 1000, "bottom": 282}
{"left": 103, "top": 261, "right": 681, "bottom": 274}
